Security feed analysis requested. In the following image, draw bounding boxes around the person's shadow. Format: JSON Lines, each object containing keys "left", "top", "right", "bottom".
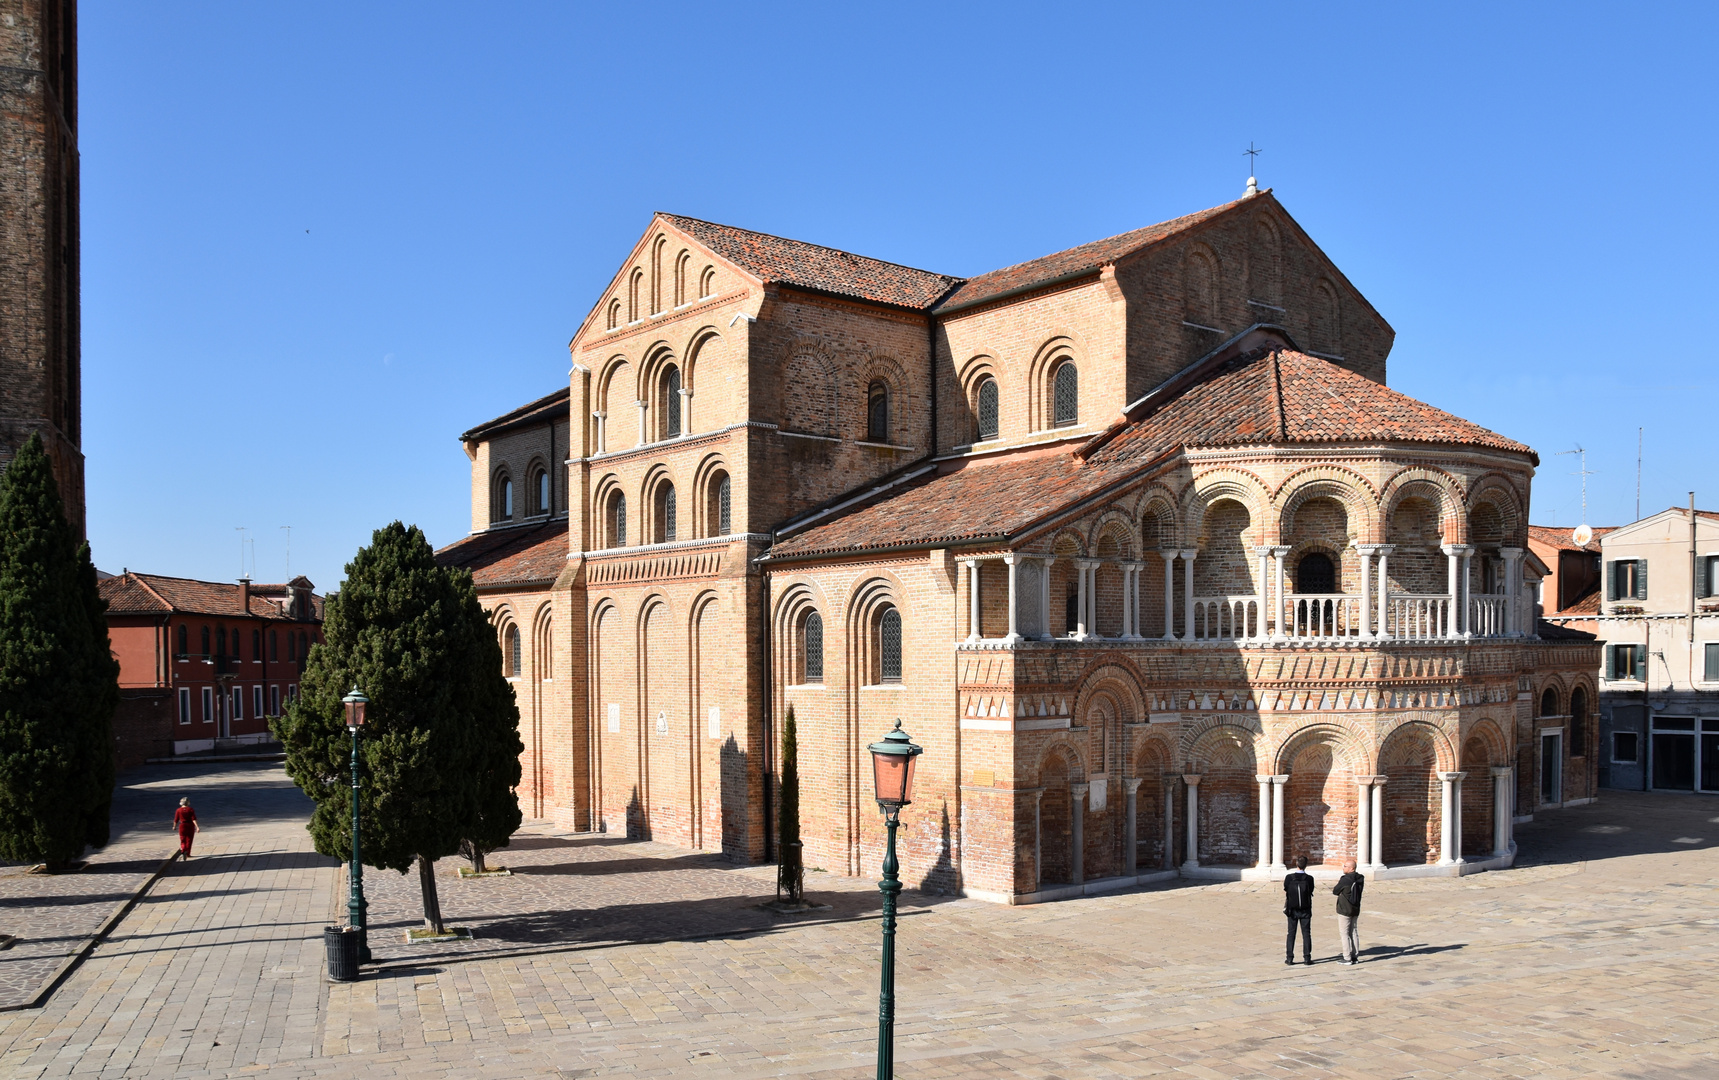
{"left": 1357, "top": 942, "right": 1467, "bottom": 962}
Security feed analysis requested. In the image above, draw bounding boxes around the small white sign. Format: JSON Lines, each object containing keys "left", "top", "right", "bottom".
{"left": 656, "top": 710, "right": 667, "bottom": 734}
{"left": 708, "top": 706, "right": 721, "bottom": 739}
{"left": 607, "top": 703, "right": 619, "bottom": 734}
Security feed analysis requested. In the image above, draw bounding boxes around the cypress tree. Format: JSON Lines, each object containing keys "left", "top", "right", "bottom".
{"left": 777, "top": 705, "right": 802, "bottom": 903}
{"left": 0, "top": 433, "right": 119, "bottom": 868}
{"left": 460, "top": 640, "right": 523, "bottom": 874}
{"left": 273, "top": 522, "right": 520, "bottom": 933}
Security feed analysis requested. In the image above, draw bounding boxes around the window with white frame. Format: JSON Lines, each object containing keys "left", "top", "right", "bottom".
{"left": 270, "top": 685, "right": 281, "bottom": 715}
{"left": 1701, "top": 554, "right": 1719, "bottom": 598}
{"left": 1706, "top": 641, "right": 1719, "bottom": 682}
{"left": 231, "top": 686, "right": 244, "bottom": 721}
{"left": 201, "top": 686, "right": 214, "bottom": 724}
{"left": 253, "top": 685, "right": 264, "bottom": 718}
{"left": 1608, "top": 643, "right": 1645, "bottom": 682}
{"left": 178, "top": 687, "right": 192, "bottom": 725}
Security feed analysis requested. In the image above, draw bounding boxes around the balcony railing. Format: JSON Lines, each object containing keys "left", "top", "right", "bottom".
{"left": 1468, "top": 593, "right": 1507, "bottom": 637}
{"left": 1284, "top": 593, "right": 1364, "bottom": 639}
{"left": 1387, "top": 594, "right": 1455, "bottom": 640}
{"left": 1191, "top": 595, "right": 1261, "bottom": 640}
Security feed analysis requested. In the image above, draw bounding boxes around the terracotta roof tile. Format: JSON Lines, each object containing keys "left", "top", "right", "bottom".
{"left": 934, "top": 199, "right": 1248, "bottom": 311}
{"left": 98, "top": 573, "right": 322, "bottom": 621}
{"left": 461, "top": 387, "right": 570, "bottom": 442}
{"left": 661, "top": 215, "right": 962, "bottom": 310}
{"left": 774, "top": 348, "right": 1534, "bottom": 560}
{"left": 1526, "top": 524, "right": 1615, "bottom": 554}
{"left": 437, "top": 520, "right": 568, "bottom": 589}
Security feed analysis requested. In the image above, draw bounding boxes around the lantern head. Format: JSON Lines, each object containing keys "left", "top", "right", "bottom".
{"left": 342, "top": 686, "right": 369, "bottom": 730}
{"left": 867, "top": 719, "right": 923, "bottom": 811}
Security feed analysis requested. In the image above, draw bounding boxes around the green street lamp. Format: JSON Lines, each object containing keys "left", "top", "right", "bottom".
{"left": 342, "top": 686, "right": 371, "bottom": 963}
{"left": 867, "top": 719, "right": 923, "bottom": 1080}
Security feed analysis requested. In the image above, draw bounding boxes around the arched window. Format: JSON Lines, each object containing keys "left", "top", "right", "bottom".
{"left": 628, "top": 269, "right": 642, "bottom": 322}
{"left": 269, "top": 630, "right": 278, "bottom": 661}
{"left": 494, "top": 474, "right": 513, "bottom": 523}
{"left": 976, "top": 376, "right": 999, "bottom": 440}
{"left": 654, "top": 482, "right": 676, "bottom": 544}
{"left": 877, "top": 607, "right": 902, "bottom": 683}
{"left": 607, "top": 299, "right": 621, "bottom": 331}
{"left": 663, "top": 365, "right": 682, "bottom": 438}
{"left": 1052, "top": 362, "right": 1078, "bottom": 426}
{"left": 217, "top": 626, "right": 227, "bottom": 658}
{"left": 675, "top": 251, "right": 690, "bottom": 307}
{"left": 285, "top": 628, "right": 294, "bottom": 662}
{"left": 504, "top": 625, "right": 521, "bottom": 677}
{"left": 1295, "top": 552, "right": 1335, "bottom": 594}
{"left": 708, "top": 471, "right": 731, "bottom": 537}
{"left": 535, "top": 467, "right": 550, "bottom": 515}
{"left": 252, "top": 629, "right": 260, "bottom": 659}
{"left": 1570, "top": 687, "right": 1588, "bottom": 752}
{"left": 607, "top": 491, "right": 627, "bottom": 548}
{"left": 802, "top": 611, "right": 824, "bottom": 683}
{"left": 177, "top": 624, "right": 188, "bottom": 656}
{"left": 866, "top": 381, "right": 889, "bottom": 443}
{"left": 1540, "top": 687, "right": 1560, "bottom": 717}
{"left": 298, "top": 631, "right": 309, "bottom": 662}
{"left": 699, "top": 266, "right": 715, "bottom": 299}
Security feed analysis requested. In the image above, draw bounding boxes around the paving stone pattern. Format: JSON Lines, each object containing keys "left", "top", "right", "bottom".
{"left": 1, "top": 760, "right": 1715, "bottom": 1078}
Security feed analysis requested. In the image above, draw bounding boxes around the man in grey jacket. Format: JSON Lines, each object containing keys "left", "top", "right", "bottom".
{"left": 1333, "top": 858, "right": 1365, "bottom": 965}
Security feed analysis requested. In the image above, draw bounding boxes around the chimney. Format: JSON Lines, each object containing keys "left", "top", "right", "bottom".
{"left": 239, "top": 575, "right": 251, "bottom": 615}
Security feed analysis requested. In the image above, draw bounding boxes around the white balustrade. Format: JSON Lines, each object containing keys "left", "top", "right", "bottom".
{"left": 1282, "top": 593, "right": 1362, "bottom": 639}
{"left": 1191, "top": 595, "right": 1260, "bottom": 640}
{"left": 1389, "top": 593, "right": 1454, "bottom": 639}
{"left": 1468, "top": 594, "right": 1507, "bottom": 638}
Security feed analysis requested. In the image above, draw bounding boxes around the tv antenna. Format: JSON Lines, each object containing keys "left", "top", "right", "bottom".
{"left": 1556, "top": 446, "right": 1595, "bottom": 545}
{"left": 280, "top": 525, "right": 292, "bottom": 578}
{"left": 235, "top": 527, "right": 249, "bottom": 578}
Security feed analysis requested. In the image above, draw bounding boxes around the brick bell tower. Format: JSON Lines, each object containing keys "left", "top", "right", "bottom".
{"left": 0, "top": 0, "right": 83, "bottom": 535}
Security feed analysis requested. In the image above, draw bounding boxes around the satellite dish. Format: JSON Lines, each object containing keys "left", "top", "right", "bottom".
{"left": 1572, "top": 524, "right": 1593, "bottom": 546}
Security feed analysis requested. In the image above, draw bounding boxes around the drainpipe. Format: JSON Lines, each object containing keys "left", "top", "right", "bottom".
{"left": 761, "top": 568, "right": 773, "bottom": 863}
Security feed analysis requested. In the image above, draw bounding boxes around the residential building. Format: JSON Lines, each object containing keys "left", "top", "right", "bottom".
{"left": 1570, "top": 506, "right": 1719, "bottom": 792}
{"left": 439, "top": 189, "right": 1598, "bottom": 902}
{"left": 98, "top": 573, "right": 324, "bottom": 767}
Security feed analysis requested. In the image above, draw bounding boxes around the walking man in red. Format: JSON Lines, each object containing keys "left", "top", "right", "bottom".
{"left": 173, "top": 797, "right": 199, "bottom": 860}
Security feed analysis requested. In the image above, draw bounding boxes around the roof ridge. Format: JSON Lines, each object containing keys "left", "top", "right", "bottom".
{"left": 660, "top": 213, "right": 962, "bottom": 283}
{"left": 131, "top": 574, "right": 173, "bottom": 610}
{"left": 1270, "top": 351, "right": 1288, "bottom": 440}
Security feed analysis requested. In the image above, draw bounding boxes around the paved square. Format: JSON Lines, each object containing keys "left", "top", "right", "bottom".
{"left": 1, "top": 761, "right": 1714, "bottom": 1078}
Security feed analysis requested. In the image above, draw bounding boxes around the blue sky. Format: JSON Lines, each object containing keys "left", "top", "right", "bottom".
{"left": 82, "top": 3, "right": 1718, "bottom": 589}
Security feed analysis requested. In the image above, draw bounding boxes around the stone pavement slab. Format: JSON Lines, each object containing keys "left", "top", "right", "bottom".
{"left": 0, "top": 766, "right": 1715, "bottom": 1079}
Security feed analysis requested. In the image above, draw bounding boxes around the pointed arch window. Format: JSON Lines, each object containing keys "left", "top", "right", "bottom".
{"left": 1052, "top": 362, "right": 1078, "bottom": 427}
{"left": 177, "top": 624, "right": 188, "bottom": 657}
{"left": 802, "top": 611, "right": 824, "bottom": 683}
{"left": 663, "top": 365, "right": 682, "bottom": 438}
{"left": 699, "top": 266, "right": 716, "bottom": 299}
{"left": 976, "top": 376, "right": 999, "bottom": 440}
{"left": 866, "top": 381, "right": 889, "bottom": 443}
{"left": 607, "top": 299, "right": 621, "bottom": 331}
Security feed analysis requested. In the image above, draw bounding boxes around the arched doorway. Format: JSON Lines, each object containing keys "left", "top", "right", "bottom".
{"left": 1280, "top": 728, "right": 1360, "bottom": 866}
{"left": 1380, "top": 724, "right": 1442, "bottom": 864}
{"left": 1039, "top": 752, "right": 1073, "bottom": 886}
{"left": 1185, "top": 725, "right": 1257, "bottom": 865}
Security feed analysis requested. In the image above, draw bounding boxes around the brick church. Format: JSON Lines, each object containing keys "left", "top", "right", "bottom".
{"left": 438, "top": 187, "right": 1599, "bottom": 902}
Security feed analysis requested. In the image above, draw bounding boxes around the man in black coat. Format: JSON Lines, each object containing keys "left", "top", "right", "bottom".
{"left": 1283, "top": 855, "right": 1314, "bottom": 965}
{"left": 1333, "top": 858, "right": 1365, "bottom": 964}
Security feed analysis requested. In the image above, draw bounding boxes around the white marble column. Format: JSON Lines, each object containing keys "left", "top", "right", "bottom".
{"left": 1461, "top": 548, "right": 1475, "bottom": 637}
{"left": 592, "top": 410, "right": 607, "bottom": 454}
{"left": 1003, "top": 554, "right": 1022, "bottom": 644}
{"left": 1501, "top": 546, "right": 1524, "bottom": 636}
{"left": 1070, "top": 782, "right": 1089, "bottom": 885}
{"left": 1442, "top": 544, "right": 1472, "bottom": 637}
{"left": 1375, "top": 544, "right": 1396, "bottom": 640}
{"left": 1369, "top": 778, "right": 1386, "bottom": 870}
{"left": 1122, "top": 562, "right": 1143, "bottom": 639}
{"left": 677, "top": 386, "right": 693, "bottom": 436}
{"left": 1256, "top": 775, "right": 1273, "bottom": 868}
{"left": 1253, "top": 545, "right": 1272, "bottom": 641}
{"left": 1125, "top": 777, "right": 1143, "bottom": 875}
{"left": 1074, "top": 559, "right": 1095, "bottom": 641}
{"left": 1357, "top": 545, "right": 1376, "bottom": 638}
{"left": 635, "top": 399, "right": 648, "bottom": 445}
{"left": 1437, "top": 770, "right": 1465, "bottom": 865}
{"left": 1271, "top": 775, "right": 1288, "bottom": 870}
{"left": 1356, "top": 777, "right": 1373, "bottom": 871}
{"left": 1161, "top": 551, "right": 1178, "bottom": 641}
{"left": 965, "top": 560, "right": 981, "bottom": 642}
{"left": 1162, "top": 780, "right": 1176, "bottom": 870}
{"left": 1038, "top": 556, "right": 1055, "bottom": 641}
{"left": 1181, "top": 774, "right": 1202, "bottom": 870}
{"left": 1271, "top": 546, "right": 1291, "bottom": 640}
{"left": 1180, "top": 549, "right": 1199, "bottom": 640}
{"left": 1491, "top": 765, "right": 1512, "bottom": 856}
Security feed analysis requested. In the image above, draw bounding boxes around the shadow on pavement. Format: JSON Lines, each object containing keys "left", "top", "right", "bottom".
{"left": 1512, "top": 790, "right": 1719, "bottom": 868}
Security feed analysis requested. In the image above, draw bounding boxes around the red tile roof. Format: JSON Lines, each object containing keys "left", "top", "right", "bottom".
{"left": 662, "top": 215, "right": 962, "bottom": 311}
{"left": 934, "top": 199, "right": 1248, "bottom": 311}
{"left": 99, "top": 573, "right": 322, "bottom": 621}
{"left": 1560, "top": 583, "right": 1602, "bottom": 615}
{"left": 437, "top": 520, "right": 568, "bottom": 590}
{"left": 1090, "top": 349, "right": 1532, "bottom": 465}
{"left": 461, "top": 387, "right": 570, "bottom": 442}
{"left": 1526, "top": 524, "right": 1616, "bottom": 554}
{"left": 773, "top": 348, "right": 1534, "bottom": 560}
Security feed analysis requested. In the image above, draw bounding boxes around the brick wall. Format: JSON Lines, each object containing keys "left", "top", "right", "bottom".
{"left": 113, "top": 690, "right": 173, "bottom": 772}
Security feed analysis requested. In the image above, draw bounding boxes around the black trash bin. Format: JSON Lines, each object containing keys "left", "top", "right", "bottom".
{"left": 324, "top": 926, "right": 360, "bottom": 982}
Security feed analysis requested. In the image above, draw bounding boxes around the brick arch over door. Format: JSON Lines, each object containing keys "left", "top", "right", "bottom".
{"left": 1460, "top": 718, "right": 1510, "bottom": 858}
{"left": 1377, "top": 721, "right": 1453, "bottom": 865}
{"left": 1131, "top": 736, "right": 1175, "bottom": 870}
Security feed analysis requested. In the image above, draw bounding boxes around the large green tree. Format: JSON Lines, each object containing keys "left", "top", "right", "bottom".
{"left": 274, "top": 521, "right": 520, "bottom": 933}
{"left": 0, "top": 433, "right": 119, "bottom": 868}
{"left": 777, "top": 705, "right": 802, "bottom": 903}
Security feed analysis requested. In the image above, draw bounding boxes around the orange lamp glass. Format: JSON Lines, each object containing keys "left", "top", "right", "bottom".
{"left": 867, "top": 720, "right": 923, "bottom": 810}
{"left": 342, "top": 687, "right": 368, "bottom": 730}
